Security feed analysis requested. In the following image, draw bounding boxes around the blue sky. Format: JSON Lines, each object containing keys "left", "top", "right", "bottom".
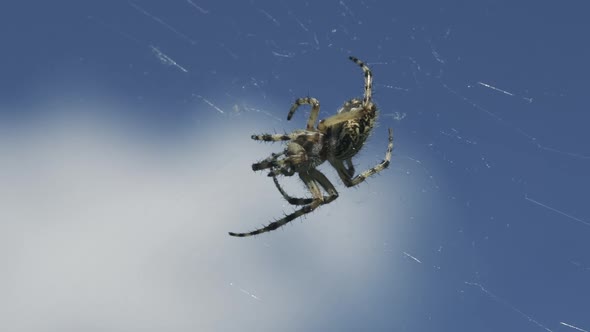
{"left": 1, "top": 1, "right": 589, "bottom": 331}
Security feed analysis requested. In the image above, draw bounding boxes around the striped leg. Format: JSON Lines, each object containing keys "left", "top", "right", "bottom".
{"left": 229, "top": 173, "right": 323, "bottom": 237}
{"left": 348, "top": 56, "right": 373, "bottom": 107}
{"left": 252, "top": 152, "right": 283, "bottom": 172}
{"left": 272, "top": 173, "right": 339, "bottom": 206}
{"left": 272, "top": 176, "right": 313, "bottom": 205}
{"left": 252, "top": 153, "right": 296, "bottom": 177}
{"left": 251, "top": 133, "right": 293, "bottom": 142}
{"left": 229, "top": 169, "right": 338, "bottom": 237}
{"left": 253, "top": 138, "right": 320, "bottom": 177}
{"left": 252, "top": 130, "right": 320, "bottom": 143}
{"left": 287, "top": 97, "right": 321, "bottom": 130}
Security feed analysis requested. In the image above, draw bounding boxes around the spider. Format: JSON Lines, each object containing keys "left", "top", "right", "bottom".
{"left": 229, "top": 56, "right": 394, "bottom": 237}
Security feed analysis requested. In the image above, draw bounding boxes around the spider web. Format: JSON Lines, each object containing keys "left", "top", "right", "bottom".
{"left": 1, "top": 1, "right": 589, "bottom": 331}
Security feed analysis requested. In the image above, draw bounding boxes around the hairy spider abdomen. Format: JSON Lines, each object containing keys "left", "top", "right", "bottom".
{"left": 331, "top": 105, "right": 377, "bottom": 160}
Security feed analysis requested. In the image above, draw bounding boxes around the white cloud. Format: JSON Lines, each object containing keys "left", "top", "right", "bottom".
{"left": 0, "top": 105, "right": 410, "bottom": 331}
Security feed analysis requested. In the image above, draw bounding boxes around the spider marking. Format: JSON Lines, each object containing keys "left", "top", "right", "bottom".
{"left": 229, "top": 56, "right": 394, "bottom": 237}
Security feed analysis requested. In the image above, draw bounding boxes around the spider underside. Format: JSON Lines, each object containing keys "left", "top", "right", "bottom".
{"left": 229, "top": 56, "right": 394, "bottom": 237}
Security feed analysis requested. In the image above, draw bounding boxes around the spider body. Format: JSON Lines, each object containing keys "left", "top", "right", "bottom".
{"left": 229, "top": 56, "right": 393, "bottom": 237}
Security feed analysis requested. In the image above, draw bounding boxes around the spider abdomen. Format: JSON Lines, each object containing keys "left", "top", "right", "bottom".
{"left": 332, "top": 106, "right": 377, "bottom": 160}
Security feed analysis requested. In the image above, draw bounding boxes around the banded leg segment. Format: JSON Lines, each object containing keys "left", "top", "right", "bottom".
{"left": 287, "top": 97, "right": 321, "bottom": 130}
{"left": 229, "top": 172, "right": 323, "bottom": 237}
{"left": 349, "top": 56, "right": 373, "bottom": 107}
{"left": 229, "top": 169, "right": 339, "bottom": 237}
{"left": 252, "top": 152, "right": 284, "bottom": 172}
{"left": 252, "top": 129, "right": 321, "bottom": 143}
{"left": 252, "top": 153, "right": 296, "bottom": 177}
{"left": 272, "top": 176, "right": 313, "bottom": 205}
{"left": 253, "top": 138, "right": 320, "bottom": 177}
{"left": 309, "top": 168, "right": 339, "bottom": 204}
{"left": 251, "top": 133, "right": 293, "bottom": 142}
{"left": 272, "top": 170, "right": 339, "bottom": 206}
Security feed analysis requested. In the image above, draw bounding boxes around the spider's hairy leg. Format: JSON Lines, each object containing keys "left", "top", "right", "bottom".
{"left": 252, "top": 152, "right": 284, "bottom": 172}
{"left": 336, "top": 128, "right": 393, "bottom": 187}
{"left": 272, "top": 176, "right": 313, "bottom": 205}
{"left": 252, "top": 129, "right": 320, "bottom": 143}
{"left": 229, "top": 172, "right": 323, "bottom": 237}
{"left": 272, "top": 172, "right": 339, "bottom": 206}
{"left": 251, "top": 133, "right": 292, "bottom": 142}
{"left": 265, "top": 142, "right": 307, "bottom": 176}
{"left": 228, "top": 169, "right": 339, "bottom": 237}
{"left": 252, "top": 141, "right": 308, "bottom": 176}
{"left": 287, "top": 97, "right": 321, "bottom": 131}
{"left": 349, "top": 56, "right": 373, "bottom": 107}
{"left": 269, "top": 167, "right": 295, "bottom": 177}
{"left": 252, "top": 131, "right": 320, "bottom": 172}
{"left": 332, "top": 160, "right": 352, "bottom": 183}
{"left": 309, "top": 168, "right": 339, "bottom": 204}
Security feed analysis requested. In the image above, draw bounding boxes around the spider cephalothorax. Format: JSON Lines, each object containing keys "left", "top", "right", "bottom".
{"left": 229, "top": 56, "right": 393, "bottom": 237}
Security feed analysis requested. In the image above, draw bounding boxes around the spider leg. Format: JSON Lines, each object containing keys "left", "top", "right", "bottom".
{"left": 331, "top": 159, "right": 354, "bottom": 178}
{"left": 308, "top": 168, "right": 339, "bottom": 203}
{"left": 252, "top": 139, "right": 319, "bottom": 176}
{"left": 229, "top": 169, "right": 338, "bottom": 237}
{"left": 345, "top": 158, "right": 355, "bottom": 177}
{"left": 251, "top": 133, "right": 292, "bottom": 142}
{"left": 349, "top": 56, "right": 373, "bottom": 107}
{"left": 251, "top": 150, "right": 301, "bottom": 177}
{"left": 272, "top": 171, "right": 338, "bottom": 205}
{"left": 252, "top": 152, "right": 284, "bottom": 171}
{"left": 287, "top": 97, "right": 321, "bottom": 130}
{"left": 252, "top": 129, "right": 320, "bottom": 142}
{"left": 268, "top": 166, "right": 295, "bottom": 177}
{"left": 229, "top": 173, "right": 323, "bottom": 237}
{"left": 253, "top": 155, "right": 303, "bottom": 177}
{"left": 334, "top": 128, "right": 393, "bottom": 187}
{"left": 317, "top": 57, "right": 375, "bottom": 133}
{"left": 272, "top": 176, "right": 313, "bottom": 205}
